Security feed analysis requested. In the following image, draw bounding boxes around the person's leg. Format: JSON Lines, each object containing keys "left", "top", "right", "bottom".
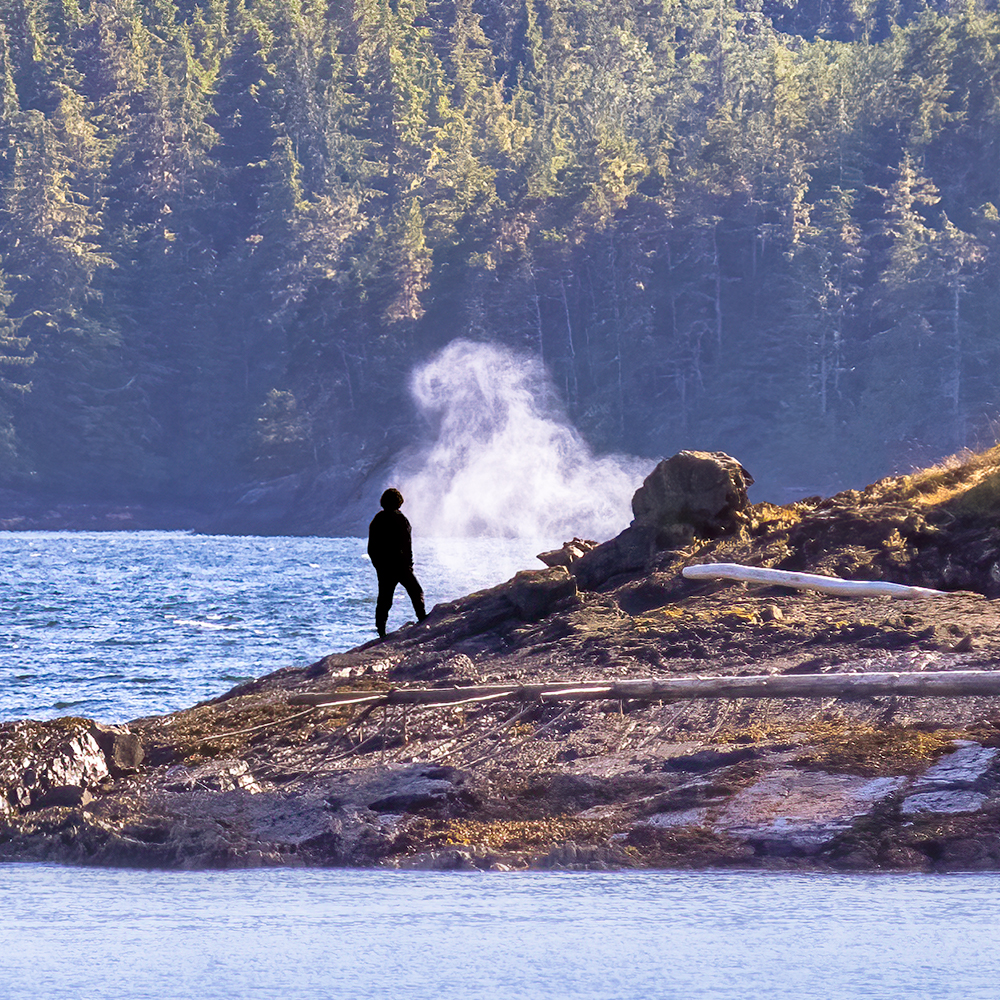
{"left": 375, "top": 569, "right": 397, "bottom": 638}
{"left": 398, "top": 568, "right": 427, "bottom": 621}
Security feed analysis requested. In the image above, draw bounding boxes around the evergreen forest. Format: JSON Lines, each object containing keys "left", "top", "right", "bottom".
{"left": 2, "top": 0, "right": 1000, "bottom": 525}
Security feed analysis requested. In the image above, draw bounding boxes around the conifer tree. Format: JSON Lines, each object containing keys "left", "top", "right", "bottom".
{"left": 864, "top": 155, "right": 985, "bottom": 459}
{"left": 0, "top": 265, "right": 32, "bottom": 476}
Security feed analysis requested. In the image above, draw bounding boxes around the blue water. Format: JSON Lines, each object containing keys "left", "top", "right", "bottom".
{"left": 1, "top": 532, "right": 998, "bottom": 998}
{"left": 0, "top": 531, "right": 550, "bottom": 722}
{"left": 1, "top": 866, "right": 998, "bottom": 999}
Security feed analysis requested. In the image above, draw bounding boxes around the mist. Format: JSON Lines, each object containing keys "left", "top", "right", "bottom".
{"left": 392, "top": 340, "right": 650, "bottom": 542}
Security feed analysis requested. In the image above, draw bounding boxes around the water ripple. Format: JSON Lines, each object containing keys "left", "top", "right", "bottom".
{"left": 0, "top": 531, "right": 551, "bottom": 723}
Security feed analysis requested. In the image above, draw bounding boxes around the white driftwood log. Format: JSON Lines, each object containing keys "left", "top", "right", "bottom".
{"left": 682, "top": 562, "right": 949, "bottom": 598}
{"left": 288, "top": 670, "right": 1000, "bottom": 709}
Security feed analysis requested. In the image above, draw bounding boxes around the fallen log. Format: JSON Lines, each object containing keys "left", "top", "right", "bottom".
{"left": 288, "top": 670, "right": 1000, "bottom": 710}
{"left": 682, "top": 562, "right": 949, "bottom": 598}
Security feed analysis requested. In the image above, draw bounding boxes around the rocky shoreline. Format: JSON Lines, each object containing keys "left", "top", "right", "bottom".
{"left": 0, "top": 460, "right": 385, "bottom": 537}
{"left": 4, "top": 450, "right": 1000, "bottom": 872}
{"left": 0, "top": 489, "right": 217, "bottom": 534}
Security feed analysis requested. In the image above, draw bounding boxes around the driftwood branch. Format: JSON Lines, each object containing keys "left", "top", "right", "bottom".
{"left": 681, "top": 562, "right": 949, "bottom": 598}
{"left": 289, "top": 670, "right": 1000, "bottom": 711}
{"left": 464, "top": 706, "right": 574, "bottom": 768}
{"left": 425, "top": 705, "right": 533, "bottom": 764}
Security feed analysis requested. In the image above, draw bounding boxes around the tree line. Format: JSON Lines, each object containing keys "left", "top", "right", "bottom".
{"left": 1, "top": 0, "right": 999, "bottom": 510}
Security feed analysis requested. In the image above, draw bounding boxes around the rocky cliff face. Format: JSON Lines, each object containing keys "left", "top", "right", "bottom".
{"left": 5, "top": 449, "right": 1000, "bottom": 871}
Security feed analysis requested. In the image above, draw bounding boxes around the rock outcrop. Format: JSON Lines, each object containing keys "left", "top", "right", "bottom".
{"left": 507, "top": 567, "right": 578, "bottom": 620}
{"left": 536, "top": 538, "right": 598, "bottom": 568}
{"left": 6, "top": 447, "right": 1000, "bottom": 871}
{"left": 574, "top": 450, "right": 754, "bottom": 590}
{"left": 0, "top": 719, "right": 142, "bottom": 816}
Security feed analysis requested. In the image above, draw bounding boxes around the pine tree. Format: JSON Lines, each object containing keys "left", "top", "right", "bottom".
{"left": 864, "top": 154, "right": 985, "bottom": 461}
{"left": 0, "top": 264, "right": 32, "bottom": 476}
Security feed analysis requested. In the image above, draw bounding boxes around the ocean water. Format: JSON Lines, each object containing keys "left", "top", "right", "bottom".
{"left": 1, "top": 532, "right": 999, "bottom": 999}
{"left": 1, "top": 866, "right": 999, "bottom": 999}
{"left": 0, "top": 531, "right": 551, "bottom": 723}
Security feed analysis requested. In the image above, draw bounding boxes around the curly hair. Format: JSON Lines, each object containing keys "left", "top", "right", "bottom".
{"left": 380, "top": 488, "right": 404, "bottom": 510}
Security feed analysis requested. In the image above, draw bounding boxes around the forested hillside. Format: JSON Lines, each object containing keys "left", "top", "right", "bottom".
{"left": 1, "top": 0, "right": 999, "bottom": 523}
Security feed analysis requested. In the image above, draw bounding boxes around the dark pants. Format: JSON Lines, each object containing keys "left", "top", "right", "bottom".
{"left": 375, "top": 565, "right": 426, "bottom": 637}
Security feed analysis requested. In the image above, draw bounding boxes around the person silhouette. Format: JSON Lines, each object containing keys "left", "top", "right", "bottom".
{"left": 367, "top": 487, "right": 427, "bottom": 639}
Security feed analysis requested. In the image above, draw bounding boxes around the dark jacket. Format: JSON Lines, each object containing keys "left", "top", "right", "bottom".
{"left": 367, "top": 509, "right": 413, "bottom": 570}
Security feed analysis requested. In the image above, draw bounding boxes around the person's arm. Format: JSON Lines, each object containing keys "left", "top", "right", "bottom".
{"left": 400, "top": 513, "right": 414, "bottom": 567}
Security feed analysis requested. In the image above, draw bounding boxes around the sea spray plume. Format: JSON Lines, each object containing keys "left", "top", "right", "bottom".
{"left": 394, "top": 340, "right": 648, "bottom": 539}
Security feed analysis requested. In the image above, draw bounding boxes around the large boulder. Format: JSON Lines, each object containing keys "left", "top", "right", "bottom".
{"left": 573, "top": 451, "right": 753, "bottom": 591}
{"left": 631, "top": 450, "right": 754, "bottom": 540}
